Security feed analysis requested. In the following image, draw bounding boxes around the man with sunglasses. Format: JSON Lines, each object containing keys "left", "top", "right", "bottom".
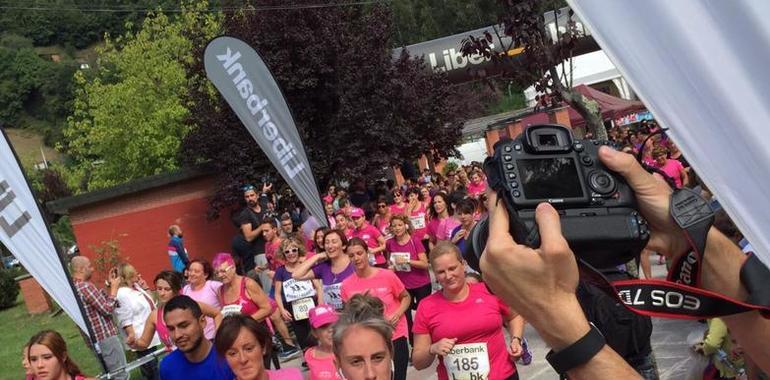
{"left": 231, "top": 184, "right": 270, "bottom": 277}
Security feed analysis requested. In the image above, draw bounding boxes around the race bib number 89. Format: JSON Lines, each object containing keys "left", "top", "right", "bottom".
{"left": 444, "top": 343, "right": 490, "bottom": 380}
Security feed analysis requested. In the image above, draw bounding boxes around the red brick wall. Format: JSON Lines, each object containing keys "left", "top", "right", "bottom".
{"left": 69, "top": 176, "right": 236, "bottom": 284}
{"left": 19, "top": 276, "right": 52, "bottom": 314}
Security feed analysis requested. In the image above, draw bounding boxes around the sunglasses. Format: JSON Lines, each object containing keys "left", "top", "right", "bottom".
{"left": 284, "top": 248, "right": 299, "bottom": 254}
{"left": 377, "top": 204, "right": 387, "bottom": 208}
{"left": 241, "top": 184, "right": 256, "bottom": 192}
{"left": 215, "top": 265, "right": 233, "bottom": 275}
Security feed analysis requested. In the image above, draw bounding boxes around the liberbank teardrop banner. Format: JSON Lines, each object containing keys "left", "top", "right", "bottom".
{"left": 204, "top": 36, "right": 326, "bottom": 226}
{"left": 0, "top": 129, "right": 89, "bottom": 336}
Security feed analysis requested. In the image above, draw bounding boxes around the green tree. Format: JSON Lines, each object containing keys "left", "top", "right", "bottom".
{"left": 62, "top": 2, "right": 221, "bottom": 191}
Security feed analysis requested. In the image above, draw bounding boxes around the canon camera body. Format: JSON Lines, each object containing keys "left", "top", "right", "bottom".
{"left": 467, "top": 124, "right": 650, "bottom": 271}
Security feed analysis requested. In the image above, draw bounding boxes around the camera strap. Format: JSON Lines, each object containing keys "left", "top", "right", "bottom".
{"left": 578, "top": 187, "right": 770, "bottom": 319}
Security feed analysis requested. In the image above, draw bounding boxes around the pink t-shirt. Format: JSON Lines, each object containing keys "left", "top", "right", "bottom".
{"left": 427, "top": 216, "right": 461, "bottom": 243}
{"left": 304, "top": 347, "right": 342, "bottom": 380}
{"left": 267, "top": 367, "right": 304, "bottom": 379}
{"left": 265, "top": 238, "right": 284, "bottom": 270}
{"left": 385, "top": 236, "right": 430, "bottom": 289}
{"left": 390, "top": 203, "right": 407, "bottom": 216}
{"left": 466, "top": 181, "right": 487, "bottom": 198}
{"left": 409, "top": 203, "right": 429, "bottom": 241}
{"left": 182, "top": 280, "right": 223, "bottom": 340}
{"left": 340, "top": 269, "right": 408, "bottom": 340}
{"left": 658, "top": 159, "right": 685, "bottom": 188}
{"left": 352, "top": 223, "right": 385, "bottom": 264}
{"left": 413, "top": 283, "right": 516, "bottom": 380}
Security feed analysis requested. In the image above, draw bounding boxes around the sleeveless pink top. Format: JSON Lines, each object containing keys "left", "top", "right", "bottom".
{"left": 156, "top": 308, "right": 173, "bottom": 348}
{"left": 220, "top": 277, "right": 261, "bottom": 317}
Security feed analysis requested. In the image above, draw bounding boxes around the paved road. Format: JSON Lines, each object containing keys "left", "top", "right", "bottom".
{"left": 285, "top": 257, "right": 705, "bottom": 379}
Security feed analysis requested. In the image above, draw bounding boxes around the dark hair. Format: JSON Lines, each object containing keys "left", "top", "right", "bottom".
{"left": 188, "top": 259, "right": 213, "bottom": 280}
{"left": 215, "top": 315, "right": 272, "bottom": 358}
{"left": 164, "top": 295, "right": 202, "bottom": 318}
{"left": 376, "top": 195, "right": 389, "bottom": 206}
{"left": 346, "top": 237, "right": 368, "bottom": 254}
{"left": 324, "top": 229, "right": 349, "bottom": 247}
{"left": 154, "top": 271, "right": 183, "bottom": 294}
{"left": 27, "top": 330, "right": 84, "bottom": 377}
{"left": 262, "top": 218, "right": 278, "bottom": 229}
{"left": 313, "top": 227, "right": 329, "bottom": 251}
{"left": 455, "top": 198, "right": 476, "bottom": 215}
{"left": 405, "top": 187, "right": 422, "bottom": 201}
{"left": 429, "top": 191, "right": 453, "bottom": 219}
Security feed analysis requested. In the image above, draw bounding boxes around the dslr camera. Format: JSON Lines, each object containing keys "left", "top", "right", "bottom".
{"left": 466, "top": 124, "right": 650, "bottom": 271}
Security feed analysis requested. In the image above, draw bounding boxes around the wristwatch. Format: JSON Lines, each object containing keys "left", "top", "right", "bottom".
{"left": 545, "top": 323, "right": 605, "bottom": 375}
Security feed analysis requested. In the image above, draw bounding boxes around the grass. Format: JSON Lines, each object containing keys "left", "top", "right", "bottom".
{"left": 0, "top": 295, "right": 101, "bottom": 379}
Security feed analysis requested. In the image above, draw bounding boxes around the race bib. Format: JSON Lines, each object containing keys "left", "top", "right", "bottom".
{"left": 389, "top": 252, "right": 411, "bottom": 272}
{"left": 323, "top": 283, "right": 344, "bottom": 310}
{"left": 291, "top": 297, "right": 315, "bottom": 320}
{"left": 410, "top": 214, "right": 426, "bottom": 229}
{"left": 444, "top": 343, "right": 490, "bottom": 380}
{"left": 283, "top": 278, "right": 316, "bottom": 303}
{"left": 221, "top": 304, "right": 243, "bottom": 317}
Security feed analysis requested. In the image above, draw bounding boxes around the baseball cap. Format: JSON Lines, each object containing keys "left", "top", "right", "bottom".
{"left": 350, "top": 208, "right": 365, "bottom": 218}
{"left": 309, "top": 305, "right": 339, "bottom": 328}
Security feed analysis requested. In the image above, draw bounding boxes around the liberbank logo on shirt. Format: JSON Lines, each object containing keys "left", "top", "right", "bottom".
{"left": 204, "top": 36, "right": 327, "bottom": 228}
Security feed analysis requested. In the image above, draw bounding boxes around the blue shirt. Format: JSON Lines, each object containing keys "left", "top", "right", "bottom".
{"left": 167, "top": 235, "right": 189, "bottom": 273}
{"left": 159, "top": 345, "right": 234, "bottom": 380}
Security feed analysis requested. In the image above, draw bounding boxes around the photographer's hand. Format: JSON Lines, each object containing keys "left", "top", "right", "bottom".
{"left": 598, "top": 146, "right": 689, "bottom": 259}
{"left": 482, "top": 191, "right": 639, "bottom": 379}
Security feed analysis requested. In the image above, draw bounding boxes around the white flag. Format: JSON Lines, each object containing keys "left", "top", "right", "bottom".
{"left": 0, "top": 129, "right": 89, "bottom": 337}
{"left": 569, "top": 0, "right": 770, "bottom": 267}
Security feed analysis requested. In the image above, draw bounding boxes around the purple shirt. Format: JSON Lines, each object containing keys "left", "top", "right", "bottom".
{"left": 312, "top": 261, "right": 355, "bottom": 286}
{"left": 386, "top": 236, "right": 431, "bottom": 289}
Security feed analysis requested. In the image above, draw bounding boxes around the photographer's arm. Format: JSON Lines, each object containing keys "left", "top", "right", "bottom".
{"left": 482, "top": 193, "right": 639, "bottom": 379}
{"left": 599, "top": 147, "right": 770, "bottom": 373}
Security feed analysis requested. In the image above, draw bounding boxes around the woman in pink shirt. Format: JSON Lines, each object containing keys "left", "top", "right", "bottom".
{"left": 420, "top": 186, "right": 432, "bottom": 209}
{"left": 389, "top": 190, "right": 407, "bottom": 216}
{"left": 334, "top": 211, "right": 354, "bottom": 240}
{"left": 304, "top": 305, "right": 342, "bottom": 380}
{"left": 182, "top": 259, "right": 222, "bottom": 340}
{"left": 371, "top": 195, "right": 393, "bottom": 239}
{"left": 340, "top": 238, "right": 411, "bottom": 380}
{"left": 426, "top": 191, "right": 460, "bottom": 250}
{"left": 466, "top": 171, "right": 487, "bottom": 198}
{"left": 412, "top": 242, "right": 524, "bottom": 380}
{"left": 132, "top": 271, "right": 222, "bottom": 351}
{"left": 653, "top": 146, "right": 688, "bottom": 188}
{"left": 405, "top": 187, "right": 429, "bottom": 244}
{"left": 386, "top": 214, "right": 431, "bottom": 346}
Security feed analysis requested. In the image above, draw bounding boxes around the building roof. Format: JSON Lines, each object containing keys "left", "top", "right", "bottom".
{"left": 47, "top": 165, "right": 214, "bottom": 214}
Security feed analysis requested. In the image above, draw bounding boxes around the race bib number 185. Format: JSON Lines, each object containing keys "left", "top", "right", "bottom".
{"left": 444, "top": 343, "right": 490, "bottom": 380}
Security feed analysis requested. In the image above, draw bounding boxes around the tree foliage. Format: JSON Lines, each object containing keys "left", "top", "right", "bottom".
{"left": 461, "top": 0, "right": 605, "bottom": 138}
{"left": 61, "top": 2, "right": 221, "bottom": 191}
{"left": 0, "top": 0, "right": 179, "bottom": 49}
{"left": 182, "top": 2, "right": 467, "bottom": 218}
{"left": 390, "top": 0, "right": 501, "bottom": 46}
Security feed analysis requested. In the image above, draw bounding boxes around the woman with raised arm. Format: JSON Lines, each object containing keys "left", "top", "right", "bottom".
{"left": 292, "top": 229, "right": 354, "bottom": 311}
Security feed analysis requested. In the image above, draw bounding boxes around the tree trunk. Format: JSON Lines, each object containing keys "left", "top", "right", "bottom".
{"left": 549, "top": 68, "right": 607, "bottom": 140}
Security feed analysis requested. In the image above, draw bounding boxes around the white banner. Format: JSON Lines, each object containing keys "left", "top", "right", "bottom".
{"left": 568, "top": 0, "right": 770, "bottom": 267}
{"left": 0, "top": 129, "right": 89, "bottom": 336}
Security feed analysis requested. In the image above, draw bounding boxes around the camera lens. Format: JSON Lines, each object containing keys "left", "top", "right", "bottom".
{"left": 588, "top": 171, "right": 616, "bottom": 195}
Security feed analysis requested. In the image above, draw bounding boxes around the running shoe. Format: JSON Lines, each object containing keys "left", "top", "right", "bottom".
{"left": 278, "top": 345, "right": 302, "bottom": 361}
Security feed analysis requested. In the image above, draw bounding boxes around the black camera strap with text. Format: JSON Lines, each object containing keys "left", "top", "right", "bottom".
{"left": 579, "top": 187, "right": 770, "bottom": 319}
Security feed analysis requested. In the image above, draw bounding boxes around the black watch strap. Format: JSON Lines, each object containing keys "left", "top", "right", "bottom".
{"left": 545, "top": 323, "right": 606, "bottom": 374}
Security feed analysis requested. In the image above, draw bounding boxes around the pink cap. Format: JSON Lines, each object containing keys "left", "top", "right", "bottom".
{"left": 350, "top": 208, "right": 365, "bottom": 218}
{"left": 309, "top": 305, "right": 339, "bottom": 328}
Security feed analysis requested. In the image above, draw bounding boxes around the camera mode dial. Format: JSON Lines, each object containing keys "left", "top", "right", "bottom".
{"left": 588, "top": 170, "right": 616, "bottom": 195}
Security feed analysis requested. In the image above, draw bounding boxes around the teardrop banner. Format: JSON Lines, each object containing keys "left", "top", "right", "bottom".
{"left": 204, "top": 36, "right": 326, "bottom": 226}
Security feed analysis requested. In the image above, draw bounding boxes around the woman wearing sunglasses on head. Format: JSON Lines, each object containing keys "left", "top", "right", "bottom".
{"left": 273, "top": 237, "right": 324, "bottom": 350}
